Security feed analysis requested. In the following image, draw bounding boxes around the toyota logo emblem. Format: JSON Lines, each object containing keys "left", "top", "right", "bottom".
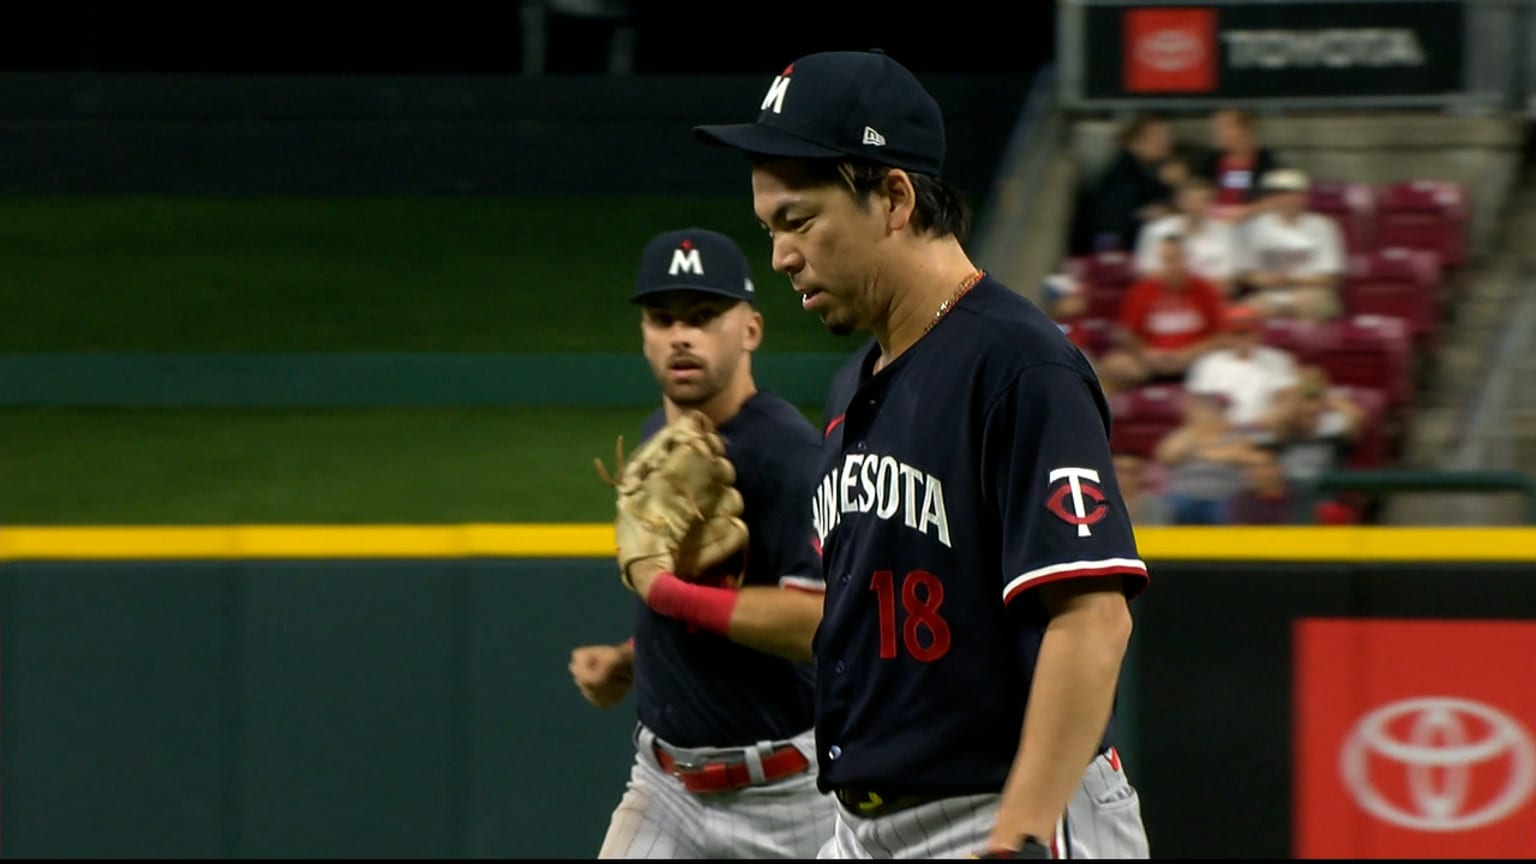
{"left": 1340, "top": 697, "right": 1536, "bottom": 831}
{"left": 1136, "top": 29, "right": 1204, "bottom": 72}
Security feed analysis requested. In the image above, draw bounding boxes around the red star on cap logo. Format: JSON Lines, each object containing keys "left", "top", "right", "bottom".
{"left": 782, "top": 63, "right": 794, "bottom": 75}
{"left": 680, "top": 239, "right": 693, "bottom": 249}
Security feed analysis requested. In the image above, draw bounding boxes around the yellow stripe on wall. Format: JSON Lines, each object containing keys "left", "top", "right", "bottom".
{"left": 0, "top": 524, "right": 616, "bottom": 561}
{"left": 1132, "top": 527, "right": 1536, "bottom": 561}
{"left": 1, "top": 524, "right": 1534, "bottom": 562}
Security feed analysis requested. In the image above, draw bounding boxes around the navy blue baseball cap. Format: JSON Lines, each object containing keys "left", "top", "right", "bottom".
{"left": 693, "top": 49, "right": 946, "bottom": 177}
{"left": 632, "top": 228, "right": 757, "bottom": 305}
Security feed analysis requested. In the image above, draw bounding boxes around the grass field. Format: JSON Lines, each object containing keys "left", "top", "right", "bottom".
{"left": 0, "top": 197, "right": 843, "bottom": 524}
{"left": 0, "top": 196, "right": 845, "bottom": 353}
{"left": 0, "top": 406, "right": 826, "bottom": 524}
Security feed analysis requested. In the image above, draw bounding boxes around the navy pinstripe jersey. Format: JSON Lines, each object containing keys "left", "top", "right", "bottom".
{"left": 632, "top": 390, "right": 825, "bottom": 748}
{"left": 809, "top": 276, "right": 1150, "bottom": 795}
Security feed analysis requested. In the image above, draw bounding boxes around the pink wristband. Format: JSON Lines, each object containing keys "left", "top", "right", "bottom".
{"left": 646, "top": 572, "right": 739, "bottom": 636}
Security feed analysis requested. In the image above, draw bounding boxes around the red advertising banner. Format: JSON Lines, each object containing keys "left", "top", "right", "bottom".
{"left": 1122, "top": 7, "right": 1217, "bottom": 93}
{"left": 1294, "top": 619, "right": 1536, "bottom": 858}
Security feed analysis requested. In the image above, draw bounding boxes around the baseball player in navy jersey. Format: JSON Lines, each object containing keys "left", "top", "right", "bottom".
{"left": 568, "top": 227, "right": 835, "bottom": 858}
{"left": 694, "top": 51, "right": 1152, "bottom": 859}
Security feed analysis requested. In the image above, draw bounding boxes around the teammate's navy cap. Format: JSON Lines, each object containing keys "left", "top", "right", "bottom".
{"left": 693, "top": 49, "right": 946, "bottom": 177}
{"left": 632, "top": 228, "right": 757, "bottom": 305}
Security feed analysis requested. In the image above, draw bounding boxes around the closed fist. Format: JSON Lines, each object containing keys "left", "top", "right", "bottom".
{"left": 569, "top": 643, "right": 634, "bottom": 709}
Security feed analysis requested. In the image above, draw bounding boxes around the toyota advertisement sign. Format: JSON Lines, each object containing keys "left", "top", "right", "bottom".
{"left": 1077, "top": 1, "right": 1465, "bottom": 103}
{"left": 1294, "top": 619, "right": 1536, "bottom": 858}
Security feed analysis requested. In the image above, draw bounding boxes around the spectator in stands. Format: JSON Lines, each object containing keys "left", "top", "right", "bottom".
{"left": 1237, "top": 169, "right": 1346, "bottom": 321}
{"left": 1099, "top": 235, "right": 1226, "bottom": 394}
{"left": 1089, "top": 113, "right": 1182, "bottom": 253}
{"left": 1153, "top": 390, "right": 1264, "bottom": 525}
{"left": 1114, "top": 450, "right": 1171, "bottom": 526}
{"left": 1227, "top": 442, "right": 1299, "bottom": 525}
{"left": 1134, "top": 176, "right": 1243, "bottom": 296}
{"left": 1041, "top": 271, "right": 1093, "bottom": 353}
{"left": 1185, "top": 305, "right": 1300, "bottom": 434}
{"left": 1266, "top": 365, "right": 1365, "bottom": 486}
{"left": 1196, "top": 108, "right": 1284, "bottom": 220}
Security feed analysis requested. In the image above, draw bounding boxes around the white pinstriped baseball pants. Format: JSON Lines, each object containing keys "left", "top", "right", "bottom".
{"left": 817, "top": 750, "right": 1150, "bottom": 859}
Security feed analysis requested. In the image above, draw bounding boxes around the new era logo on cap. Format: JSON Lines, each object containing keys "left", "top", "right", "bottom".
{"left": 694, "top": 49, "right": 946, "bottom": 177}
{"left": 633, "top": 228, "right": 756, "bottom": 306}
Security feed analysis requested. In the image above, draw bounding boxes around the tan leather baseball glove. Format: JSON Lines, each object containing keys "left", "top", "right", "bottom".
{"left": 594, "top": 409, "right": 750, "bottom": 590}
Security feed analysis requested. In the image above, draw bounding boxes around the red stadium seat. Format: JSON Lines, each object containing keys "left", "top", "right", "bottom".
{"left": 1331, "top": 385, "right": 1393, "bottom": 469}
{"left": 1074, "top": 250, "right": 1138, "bottom": 290}
{"left": 1308, "top": 179, "right": 1377, "bottom": 255}
{"left": 1067, "top": 252, "right": 1137, "bottom": 320}
{"left": 1108, "top": 383, "right": 1186, "bottom": 460}
{"left": 1085, "top": 285, "right": 1126, "bottom": 320}
{"left": 1341, "top": 247, "right": 1444, "bottom": 347}
{"left": 1259, "top": 317, "right": 1327, "bottom": 365}
{"left": 1072, "top": 316, "right": 1116, "bottom": 359}
{"left": 1311, "top": 315, "right": 1415, "bottom": 416}
{"left": 1375, "top": 180, "right": 1468, "bottom": 268}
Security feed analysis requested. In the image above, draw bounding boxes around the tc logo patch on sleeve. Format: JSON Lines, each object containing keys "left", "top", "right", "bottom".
{"left": 1046, "top": 467, "right": 1109, "bottom": 537}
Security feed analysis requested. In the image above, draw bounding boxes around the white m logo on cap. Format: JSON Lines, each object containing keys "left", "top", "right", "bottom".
{"left": 761, "top": 75, "right": 791, "bottom": 114}
{"left": 862, "top": 126, "right": 886, "bottom": 146}
{"left": 669, "top": 248, "right": 704, "bottom": 276}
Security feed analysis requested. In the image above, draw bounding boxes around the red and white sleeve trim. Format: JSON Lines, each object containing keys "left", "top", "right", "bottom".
{"left": 780, "top": 575, "right": 827, "bottom": 594}
{"left": 1003, "top": 558, "right": 1149, "bottom": 604}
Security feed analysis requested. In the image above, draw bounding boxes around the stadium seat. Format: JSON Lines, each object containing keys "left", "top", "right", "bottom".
{"left": 1072, "top": 316, "right": 1116, "bottom": 358}
{"left": 1084, "top": 286, "right": 1127, "bottom": 320}
{"left": 1108, "top": 383, "right": 1186, "bottom": 460}
{"left": 1374, "top": 179, "right": 1469, "bottom": 268}
{"left": 1260, "top": 317, "right": 1327, "bottom": 365}
{"left": 1332, "top": 384, "right": 1393, "bottom": 469}
{"left": 1341, "top": 247, "right": 1444, "bottom": 348}
{"left": 1311, "top": 315, "right": 1415, "bottom": 416}
{"left": 1308, "top": 179, "right": 1377, "bottom": 255}
{"left": 1066, "top": 251, "right": 1137, "bottom": 319}
{"left": 1065, "top": 252, "right": 1137, "bottom": 290}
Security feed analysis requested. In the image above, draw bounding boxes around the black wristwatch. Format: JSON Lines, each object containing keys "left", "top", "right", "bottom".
{"left": 977, "top": 835, "right": 1052, "bottom": 859}
{"left": 1017, "top": 835, "right": 1052, "bottom": 859}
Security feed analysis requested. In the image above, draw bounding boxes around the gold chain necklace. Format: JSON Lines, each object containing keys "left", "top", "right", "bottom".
{"left": 922, "top": 269, "right": 986, "bottom": 336}
{"left": 875, "top": 269, "right": 988, "bottom": 375}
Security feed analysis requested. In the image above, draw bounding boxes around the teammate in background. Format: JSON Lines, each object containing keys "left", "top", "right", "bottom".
{"left": 567, "top": 228, "right": 833, "bottom": 859}
{"left": 695, "top": 50, "right": 1151, "bottom": 859}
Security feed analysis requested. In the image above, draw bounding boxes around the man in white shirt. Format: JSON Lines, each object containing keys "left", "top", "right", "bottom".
{"left": 1237, "top": 169, "right": 1345, "bottom": 321}
{"left": 1185, "top": 305, "right": 1300, "bottom": 434}
{"left": 1134, "top": 176, "right": 1242, "bottom": 296}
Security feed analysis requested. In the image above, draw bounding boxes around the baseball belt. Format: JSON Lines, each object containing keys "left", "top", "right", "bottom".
{"left": 652, "top": 739, "right": 811, "bottom": 795}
